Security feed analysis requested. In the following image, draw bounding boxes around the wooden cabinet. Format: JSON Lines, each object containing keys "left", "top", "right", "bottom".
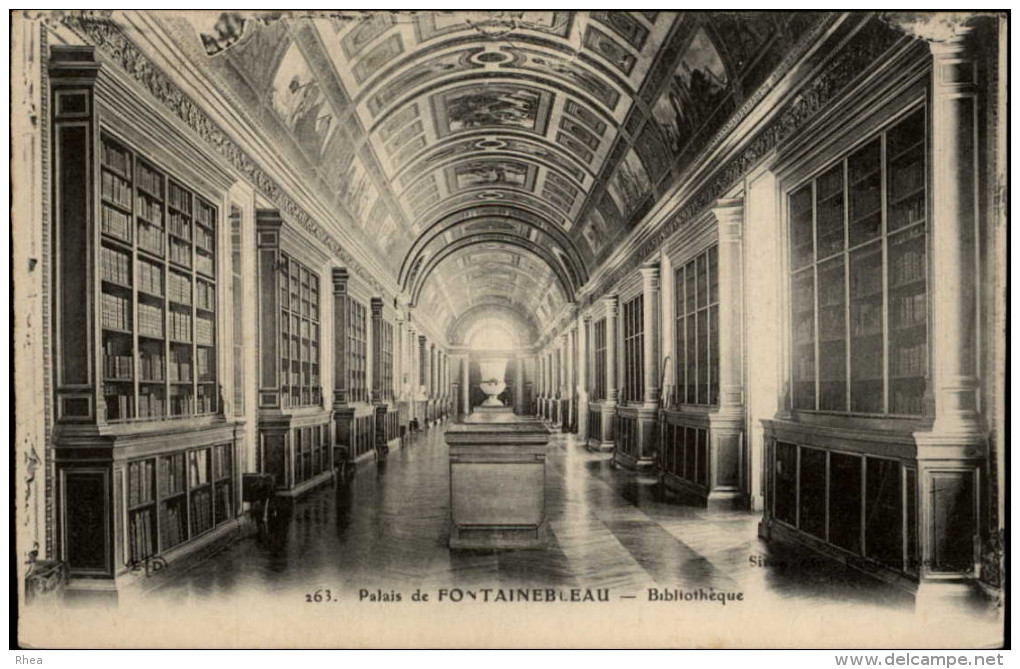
{"left": 50, "top": 47, "right": 242, "bottom": 590}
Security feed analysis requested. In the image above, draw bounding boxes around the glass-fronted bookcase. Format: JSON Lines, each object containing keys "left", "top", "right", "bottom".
{"left": 50, "top": 47, "right": 241, "bottom": 588}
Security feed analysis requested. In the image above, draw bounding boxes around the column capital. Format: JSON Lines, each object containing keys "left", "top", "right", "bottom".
{"left": 370, "top": 296, "right": 384, "bottom": 318}
{"left": 880, "top": 12, "right": 977, "bottom": 48}
{"left": 49, "top": 45, "right": 101, "bottom": 82}
{"left": 713, "top": 197, "right": 744, "bottom": 242}
{"left": 603, "top": 294, "right": 619, "bottom": 315}
{"left": 255, "top": 208, "right": 284, "bottom": 245}
{"left": 418, "top": 335, "right": 427, "bottom": 347}
{"left": 331, "top": 267, "right": 350, "bottom": 293}
{"left": 640, "top": 261, "right": 661, "bottom": 288}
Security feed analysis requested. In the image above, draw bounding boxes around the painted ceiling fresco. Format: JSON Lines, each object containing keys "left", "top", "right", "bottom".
{"left": 175, "top": 10, "right": 820, "bottom": 342}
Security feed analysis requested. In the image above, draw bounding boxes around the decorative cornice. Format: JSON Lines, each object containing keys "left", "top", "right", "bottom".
{"left": 56, "top": 14, "right": 393, "bottom": 301}
{"left": 579, "top": 15, "right": 905, "bottom": 309}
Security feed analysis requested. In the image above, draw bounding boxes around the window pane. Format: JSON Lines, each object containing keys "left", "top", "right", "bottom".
{"left": 887, "top": 110, "right": 926, "bottom": 232}
{"left": 848, "top": 139, "right": 882, "bottom": 247}
{"left": 791, "top": 271, "right": 815, "bottom": 410}
{"left": 849, "top": 242, "right": 884, "bottom": 413}
{"left": 790, "top": 184, "right": 814, "bottom": 270}
{"left": 816, "top": 164, "right": 845, "bottom": 259}
{"left": 817, "top": 257, "right": 846, "bottom": 411}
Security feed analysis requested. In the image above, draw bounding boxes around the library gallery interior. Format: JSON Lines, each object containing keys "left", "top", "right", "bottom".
{"left": 12, "top": 10, "right": 1006, "bottom": 643}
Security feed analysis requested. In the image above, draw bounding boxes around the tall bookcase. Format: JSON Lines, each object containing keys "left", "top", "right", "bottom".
{"left": 255, "top": 210, "right": 332, "bottom": 496}
{"left": 50, "top": 47, "right": 241, "bottom": 587}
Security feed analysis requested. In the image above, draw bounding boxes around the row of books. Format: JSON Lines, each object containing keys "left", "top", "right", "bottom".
{"left": 168, "top": 272, "right": 191, "bottom": 305}
{"left": 189, "top": 450, "right": 209, "bottom": 488}
{"left": 159, "top": 454, "right": 186, "bottom": 497}
{"left": 170, "top": 310, "right": 192, "bottom": 341}
{"left": 161, "top": 500, "right": 187, "bottom": 551}
{"left": 140, "top": 352, "right": 165, "bottom": 382}
{"left": 891, "top": 341, "right": 927, "bottom": 377}
{"left": 196, "top": 252, "right": 214, "bottom": 277}
{"left": 889, "top": 159, "right": 924, "bottom": 198}
{"left": 138, "top": 393, "right": 165, "bottom": 419}
{"left": 101, "top": 140, "right": 131, "bottom": 176}
{"left": 892, "top": 293, "right": 927, "bottom": 328}
{"left": 102, "top": 169, "right": 133, "bottom": 210}
{"left": 169, "top": 182, "right": 192, "bottom": 214}
{"left": 190, "top": 489, "right": 214, "bottom": 537}
{"left": 138, "top": 220, "right": 165, "bottom": 256}
{"left": 104, "top": 392, "right": 133, "bottom": 420}
{"left": 137, "top": 194, "right": 163, "bottom": 225}
{"left": 128, "top": 509, "right": 155, "bottom": 562}
{"left": 103, "top": 352, "right": 133, "bottom": 380}
{"left": 196, "top": 201, "right": 215, "bottom": 228}
{"left": 196, "top": 348, "right": 214, "bottom": 381}
{"left": 169, "top": 349, "right": 192, "bottom": 382}
{"left": 136, "top": 161, "right": 163, "bottom": 198}
{"left": 212, "top": 445, "right": 232, "bottom": 481}
{"left": 851, "top": 302, "right": 882, "bottom": 337}
{"left": 169, "top": 239, "right": 191, "bottom": 267}
{"left": 101, "top": 246, "right": 131, "bottom": 287}
{"left": 891, "top": 246, "right": 925, "bottom": 286}
{"left": 195, "top": 226, "right": 214, "bottom": 253}
{"left": 196, "top": 281, "right": 215, "bottom": 311}
{"left": 137, "top": 259, "right": 164, "bottom": 296}
{"left": 169, "top": 393, "right": 214, "bottom": 416}
{"left": 169, "top": 211, "right": 192, "bottom": 240}
{"left": 139, "top": 303, "right": 164, "bottom": 338}
{"left": 851, "top": 263, "right": 883, "bottom": 298}
{"left": 101, "top": 205, "right": 132, "bottom": 242}
{"left": 102, "top": 292, "right": 131, "bottom": 331}
{"left": 196, "top": 317, "right": 215, "bottom": 346}
{"left": 890, "top": 197, "right": 926, "bottom": 229}
{"left": 890, "top": 389, "right": 924, "bottom": 415}
{"left": 128, "top": 460, "right": 156, "bottom": 507}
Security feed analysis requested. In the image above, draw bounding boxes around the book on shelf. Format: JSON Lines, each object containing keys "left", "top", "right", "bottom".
{"left": 190, "top": 488, "right": 213, "bottom": 536}
{"left": 101, "top": 140, "right": 131, "bottom": 175}
{"left": 137, "top": 259, "right": 164, "bottom": 296}
{"left": 196, "top": 347, "right": 214, "bottom": 381}
{"left": 169, "top": 392, "right": 195, "bottom": 416}
{"left": 159, "top": 454, "right": 185, "bottom": 497}
{"left": 891, "top": 341, "right": 927, "bottom": 377}
{"left": 101, "top": 246, "right": 131, "bottom": 286}
{"left": 136, "top": 162, "right": 162, "bottom": 198}
{"left": 196, "top": 201, "right": 214, "bottom": 227}
{"left": 169, "top": 182, "right": 191, "bottom": 213}
{"left": 102, "top": 340, "right": 133, "bottom": 379}
{"left": 101, "top": 170, "right": 133, "bottom": 210}
{"left": 891, "top": 197, "right": 925, "bottom": 228}
{"left": 139, "top": 351, "right": 164, "bottom": 381}
{"left": 169, "top": 310, "right": 192, "bottom": 342}
{"left": 890, "top": 159, "right": 924, "bottom": 197}
{"left": 893, "top": 293, "right": 927, "bottom": 328}
{"left": 195, "top": 252, "right": 214, "bottom": 277}
{"left": 137, "top": 220, "right": 165, "bottom": 256}
{"left": 136, "top": 194, "right": 163, "bottom": 225}
{"left": 168, "top": 272, "right": 192, "bottom": 305}
{"left": 101, "top": 205, "right": 132, "bottom": 242}
{"left": 138, "top": 302, "right": 164, "bottom": 338}
{"left": 169, "top": 239, "right": 191, "bottom": 267}
{"left": 196, "top": 390, "right": 216, "bottom": 415}
{"left": 196, "top": 281, "right": 215, "bottom": 310}
{"left": 891, "top": 246, "right": 925, "bottom": 286}
{"left": 138, "top": 393, "right": 165, "bottom": 420}
{"left": 160, "top": 500, "right": 186, "bottom": 550}
{"left": 195, "top": 226, "right": 214, "bottom": 252}
{"left": 169, "top": 211, "right": 191, "bottom": 240}
{"left": 104, "top": 392, "right": 133, "bottom": 420}
{"left": 101, "top": 292, "right": 130, "bottom": 331}
{"left": 169, "top": 348, "right": 192, "bottom": 382}
{"left": 129, "top": 509, "right": 154, "bottom": 562}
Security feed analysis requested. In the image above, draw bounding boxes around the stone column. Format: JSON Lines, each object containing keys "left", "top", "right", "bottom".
{"left": 461, "top": 355, "right": 470, "bottom": 416}
{"left": 640, "top": 263, "right": 661, "bottom": 407}
{"left": 604, "top": 296, "right": 619, "bottom": 405}
{"left": 567, "top": 326, "right": 577, "bottom": 430}
{"left": 706, "top": 199, "right": 745, "bottom": 506}
{"left": 370, "top": 298, "right": 384, "bottom": 404}
{"left": 577, "top": 315, "right": 590, "bottom": 437}
{"left": 514, "top": 357, "right": 525, "bottom": 414}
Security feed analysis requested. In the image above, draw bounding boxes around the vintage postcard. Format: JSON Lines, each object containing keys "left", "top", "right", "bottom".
{"left": 12, "top": 9, "right": 1007, "bottom": 649}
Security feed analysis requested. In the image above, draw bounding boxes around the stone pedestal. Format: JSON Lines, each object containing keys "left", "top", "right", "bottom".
{"left": 447, "top": 414, "right": 550, "bottom": 550}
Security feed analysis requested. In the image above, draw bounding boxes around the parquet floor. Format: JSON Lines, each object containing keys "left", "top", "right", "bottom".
{"left": 146, "top": 422, "right": 1001, "bottom": 646}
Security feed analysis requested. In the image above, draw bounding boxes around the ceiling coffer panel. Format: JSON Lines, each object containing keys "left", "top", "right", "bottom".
{"left": 181, "top": 10, "right": 821, "bottom": 343}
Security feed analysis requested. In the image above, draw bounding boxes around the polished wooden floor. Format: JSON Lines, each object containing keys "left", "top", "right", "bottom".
{"left": 150, "top": 421, "right": 934, "bottom": 611}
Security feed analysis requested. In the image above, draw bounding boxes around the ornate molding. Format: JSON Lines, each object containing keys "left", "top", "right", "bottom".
{"left": 582, "top": 16, "right": 905, "bottom": 308}
{"left": 56, "top": 14, "right": 391, "bottom": 301}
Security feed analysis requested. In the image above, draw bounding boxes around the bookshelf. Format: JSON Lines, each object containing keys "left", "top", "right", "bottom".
{"left": 124, "top": 443, "right": 235, "bottom": 563}
{"left": 674, "top": 246, "right": 719, "bottom": 407}
{"left": 621, "top": 295, "right": 644, "bottom": 404}
{"left": 279, "top": 254, "right": 321, "bottom": 409}
{"left": 98, "top": 135, "right": 218, "bottom": 423}
{"left": 345, "top": 298, "right": 368, "bottom": 404}
{"left": 786, "top": 108, "right": 928, "bottom": 416}
{"left": 592, "top": 318, "right": 606, "bottom": 400}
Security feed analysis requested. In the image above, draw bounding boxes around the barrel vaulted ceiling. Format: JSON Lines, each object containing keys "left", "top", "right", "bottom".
{"left": 164, "top": 10, "right": 820, "bottom": 343}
